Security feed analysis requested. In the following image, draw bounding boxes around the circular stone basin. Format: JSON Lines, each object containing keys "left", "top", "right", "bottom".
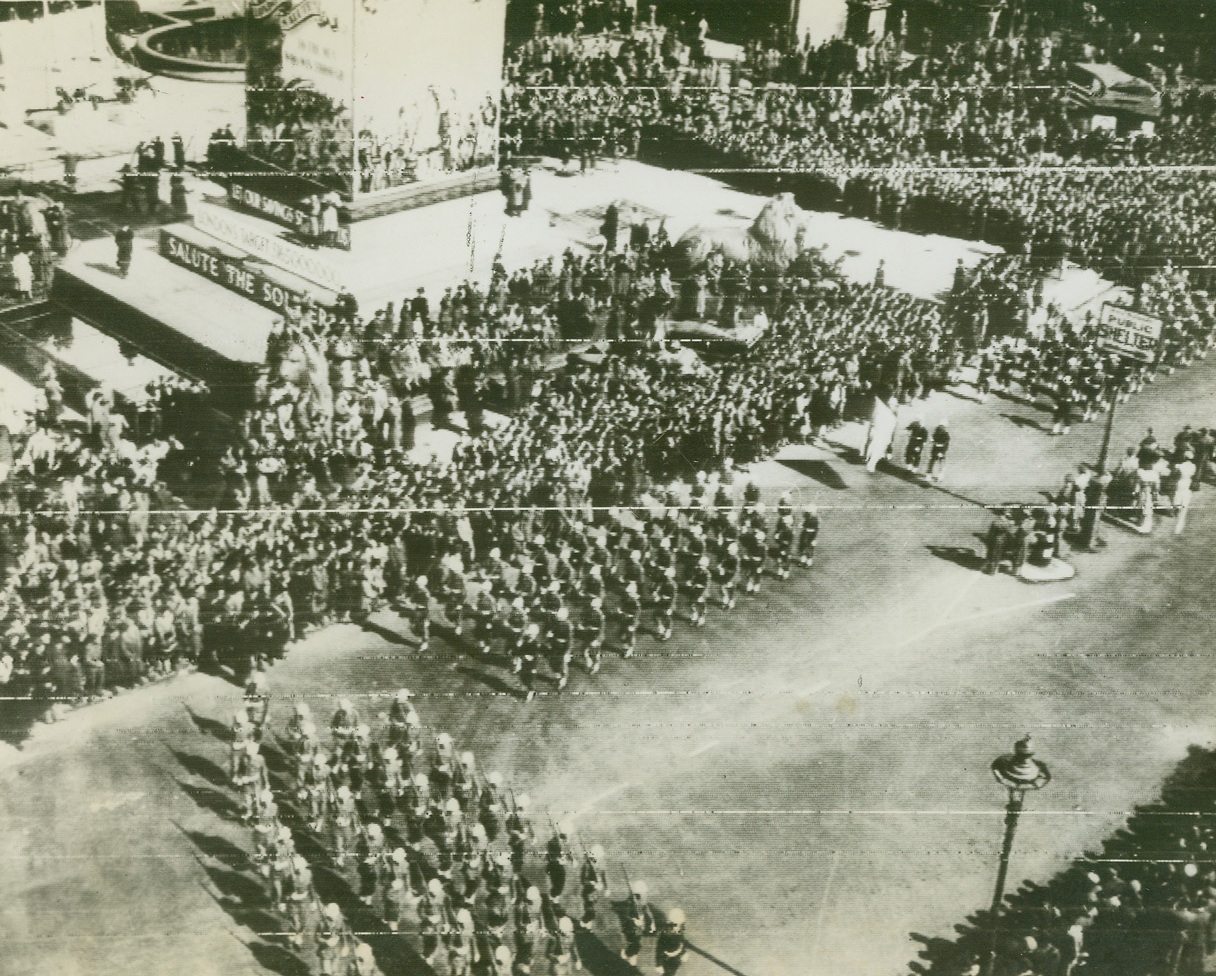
{"left": 135, "top": 16, "right": 246, "bottom": 81}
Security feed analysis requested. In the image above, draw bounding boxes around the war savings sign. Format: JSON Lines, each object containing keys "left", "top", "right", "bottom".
{"left": 160, "top": 229, "right": 337, "bottom": 328}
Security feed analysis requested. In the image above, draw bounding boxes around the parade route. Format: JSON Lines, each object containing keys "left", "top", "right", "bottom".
{"left": 5, "top": 318, "right": 1216, "bottom": 976}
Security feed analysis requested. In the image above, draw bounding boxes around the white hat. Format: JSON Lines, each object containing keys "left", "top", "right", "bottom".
{"left": 445, "top": 797, "right": 462, "bottom": 813}
{"left": 526, "top": 886, "right": 541, "bottom": 904}
{"left": 632, "top": 880, "right": 648, "bottom": 898}
{"left": 460, "top": 751, "right": 474, "bottom": 766}
{"left": 295, "top": 702, "right": 310, "bottom": 716}
{"left": 558, "top": 916, "right": 574, "bottom": 935}
{"left": 414, "top": 774, "right": 429, "bottom": 787}
{"left": 396, "top": 688, "right": 413, "bottom": 702}
{"left": 325, "top": 902, "right": 342, "bottom": 921}
{"left": 383, "top": 746, "right": 398, "bottom": 761}
{"left": 367, "top": 823, "right": 382, "bottom": 838}
{"left": 339, "top": 698, "right": 353, "bottom": 711}
{"left": 495, "top": 946, "right": 512, "bottom": 965}
{"left": 436, "top": 732, "right": 452, "bottom": 748}
{"left": 667, "top": 907, "right": 686, "bottom": 926}
{"left": 589, "top": 845, "right": 604, "bottom": 861}
{"left": 558, "top": 821, "right": 574, "bottom": 837}
{"left": 516, "top": 793, "right": 530, "bottom": 808}
{"left": 487, "top": 771, "right": 503, "bottom": 787}
{"left": 428, "top": 878, "right": 444, "bottom": 895}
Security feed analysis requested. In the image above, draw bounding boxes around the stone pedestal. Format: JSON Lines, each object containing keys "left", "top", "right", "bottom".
{"left": 845, "top": 0, "right": 891, "bottom": 43}
{"left": 789, "top": 0, "right": 849, "bottom": 47}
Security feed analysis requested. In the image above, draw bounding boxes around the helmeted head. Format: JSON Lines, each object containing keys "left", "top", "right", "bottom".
{"left": 558, "top": 916, "right": 574, "bottom": 935}
{"left": 667, "top": 907, "right": 686, "bottom": 927}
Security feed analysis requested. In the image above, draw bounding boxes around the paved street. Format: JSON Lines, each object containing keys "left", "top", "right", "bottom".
{"left": 4, "top": 312, "right": 1216, "bottom": 976}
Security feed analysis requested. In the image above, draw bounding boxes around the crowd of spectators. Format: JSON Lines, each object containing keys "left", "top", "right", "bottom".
{"left": 0, "top": 192, "right": 70, "bottom": 303}
{"left": 910, "top": 742, "right": 1216, "bottom": 976}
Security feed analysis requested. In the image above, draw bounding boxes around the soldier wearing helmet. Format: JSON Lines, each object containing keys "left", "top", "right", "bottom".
{"left": 315, "top": 902, "right": 346, "bottom": 976}
{"left": 579, "top": 843, "right": 609, "bottom": 928}
{"left": 797, "top": 505, "right": 820, "bottom": 568}
{"left": 330, "top": 697, "right": 360, "bottom": 747}
{"left": 548, "top": 604, "right": 574, "bottom": 690}
{"left": 546, "top": 820, "right": 575, "bottom": 901}
{"left": 621, "top": 880, "right": 655, "bottom": 967}
{"left": 399, "top": 574, "right": 431, "bottom": 651}
{"left": 507, "top": 793, "right": 533, "bottom": 871}
{"left": 548, "top": 914, "right": 582, "bottom": 975}
{"left": 480, "top": 770, "right": 506, "bottom": 841}
{"left": 715, "top": 541, "right": 740, "bottom": 609}
{"left": 618, "top": 580, "right": 641, "bottom": 658}
{"left": 655, "top": 908, "right": 687, "bottom": 976}
{"left": 580, "top": 595, "right": 606, "bottom": 674}
{"left": 653, "top": 566, "right": 677, "bottom": 642}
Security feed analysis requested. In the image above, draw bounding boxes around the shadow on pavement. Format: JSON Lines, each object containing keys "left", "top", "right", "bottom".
{"left": 777, "top": 457, "right": 849, "bottom": 490}
{"left": 576, "top": 928, "right": 635, "bottom": 976}
{"left": 184, "top": 705, "right": 232, "bottom": 741}
{"left": 926, "top": 545, "right": 984, "bottom": 572}
{"left": 181, "top": 826, "right": 251, "bottom": 870}
{"left": 1001, "top": 412, "right": 1046, "bottom": 432}
{"left": 170, "top": 747, "right": 232, "bottom": 787}
{"left": 176, "top": 777, "right": 241, "bottom": 820}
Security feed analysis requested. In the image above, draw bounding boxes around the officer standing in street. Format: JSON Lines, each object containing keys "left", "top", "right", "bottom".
{"left": 115, "top": 225, "right": 134, "bottom": 277}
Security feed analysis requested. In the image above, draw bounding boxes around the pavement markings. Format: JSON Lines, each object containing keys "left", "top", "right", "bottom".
{"left": 571, "top": 781, "right": 632, "bottom": 819}
{"left": 891, "top": 591, "right": 1076, "bottom": 651}
{"left": 810, "top": 849, "right": 841, "bottom": 970}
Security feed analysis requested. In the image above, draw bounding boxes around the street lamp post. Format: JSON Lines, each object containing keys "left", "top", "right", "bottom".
{"left": 985, "top": 736, "right": 1050, "bottom": 972}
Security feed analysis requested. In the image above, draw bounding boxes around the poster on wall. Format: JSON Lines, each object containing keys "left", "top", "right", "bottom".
{"left": 350, "top": 0, "right": 506, "bottom": 197}
{"left": 244, "top": 0, "right": 356, "bottom": 200}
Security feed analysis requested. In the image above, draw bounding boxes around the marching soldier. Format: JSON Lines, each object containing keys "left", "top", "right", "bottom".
{"left": 506, "top": 793, "right": 533, "bottom": 872}
{"left": 454, "top": 750, "right": 479, "bottom": 811}
{"left": 685, "top": 555, "right": 711, "bottom": 627}
{"left": 386, "top": 688, "right": 417, "bottom": 748}
{"left": 771, "top": 515, "right": 795, "bottom": 579}
{"left": 331, "top": 783, "right": 359, "bottom": 863}
{"left": 505, "top": 597, "right": 529, "bottom": 674}
{"left": 233, "top": 740, "right": 269, "bottom": 822}
{"left": 549, "top": 915, "right": 582, "bottom": 975}
{"left": 655, "top": 908, "right": 687, "bottom": 976}
{"left": 471, "top": 584, "right": 499, "bottom": 654}
{"left": 282, "top": 853, "right": 313, "bottom": 947}
{"left": 621, "top": 880, "right": 656, "bottom": 969}
{"left": 797, "top": 507, "right": 819, "bottom": 568}
{"left": 480, "top": 771, "right": 507, "bottom": 841}
{"left": 331, "top": 698, "right": 361, "bottom": 749}
{"left": 519, "top": 622, "right": 543, "bottom": 701}
{"left": 546, "top": 821, "right": 575, "bottom": 901}
{"left": 579, "top": 844, "right": 608, "bottom": 928}
{"left": 580, "top": 596, "right": 606, "bottom": 674}
{"left": 741, "top": 528, "right": 766, "bottom": 595}
{"left": 400, "top": 575, "right": 432, "bottom": 651}
{"left": 548, "top": 606, "right": 574, "bottom": 690}
{"left": 618, "top": 581, "right": 641, "bottom": 658}
{"left": 653, "top": 567, "right": 677, "bottom": 641}
{"left": 350, "top": 941, "right": 382, "bottom": 976}
{"left": 315, "top": 902, "right": 348, "bottom": 976}
{"left": 715, "top": 542, "right": 739, "bottom": 610}
{"left": 904, "top": 417, "right": 928, "bottom": 471}
{"left": 926, "top": 422, "right": 950, "bottom": 483}
{"left": 489, "top": 943, "right": 513, "bottom": 976}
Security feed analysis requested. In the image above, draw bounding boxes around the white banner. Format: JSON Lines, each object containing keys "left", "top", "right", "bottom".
{"left": 194, "top": 202, "right": 344, "bottom": 291}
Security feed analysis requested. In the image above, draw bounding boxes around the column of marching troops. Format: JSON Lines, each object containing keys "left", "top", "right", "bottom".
{"left": 375, "top": 484, "right": 820, "bottom": 702}
{"left": 229, "top": 684, "right": 690, "bottom": 976}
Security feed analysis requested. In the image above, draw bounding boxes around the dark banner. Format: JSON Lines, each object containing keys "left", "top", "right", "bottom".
{"left": 227, "top": 179, "right": 351, "bottom": 249}
{"left": 160, "top": 228, "right": 337, "bottom": 328}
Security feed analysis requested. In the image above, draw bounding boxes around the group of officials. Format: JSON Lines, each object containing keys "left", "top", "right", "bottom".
{"left": 227, "top": 682, "right": 688, "bottom": 976}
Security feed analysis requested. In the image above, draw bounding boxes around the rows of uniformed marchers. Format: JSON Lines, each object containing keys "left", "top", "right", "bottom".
{"left": 6, "top": 0, "right": 1216, "bottom": 974}
{"left": 227, "top": 679, "right": 688, "bottom": 976}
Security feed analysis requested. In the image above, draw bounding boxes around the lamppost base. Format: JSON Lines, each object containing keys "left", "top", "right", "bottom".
{"left": 1017, "top": 558, "right": 1076, "bottom": 584}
